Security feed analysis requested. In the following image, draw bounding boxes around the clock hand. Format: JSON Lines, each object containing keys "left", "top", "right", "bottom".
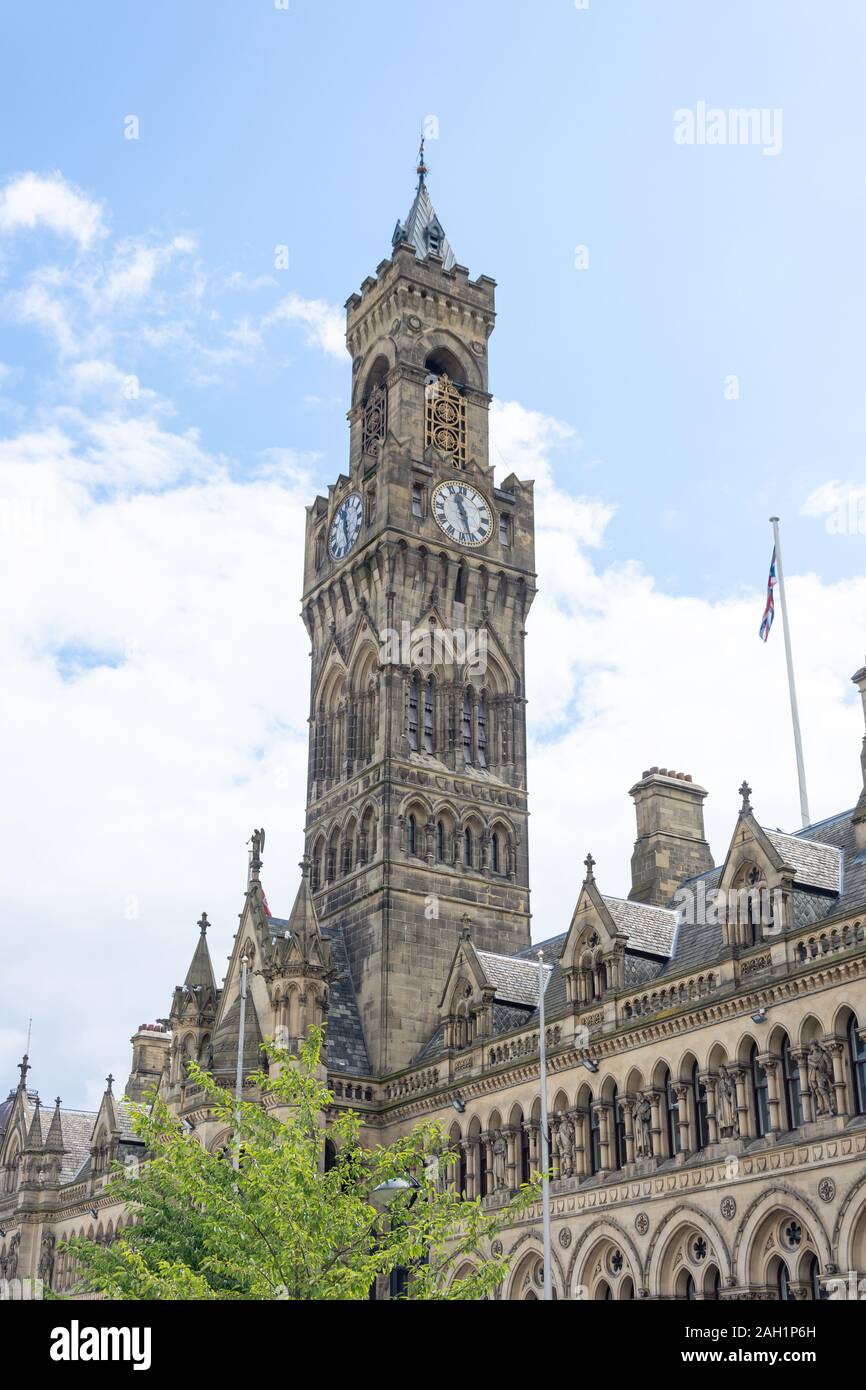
{"left": 455, "top": 496, "right": 470, "bottom": 531}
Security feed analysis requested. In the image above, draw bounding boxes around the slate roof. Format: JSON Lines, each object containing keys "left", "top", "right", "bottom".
{"left": 475, "top": 950, "right": 552, "bottom": 1007}
{"left": 763, "top": 829, "right": 842, "bottom": 892}
{"left": 601, "top": 895, "right": 677, "bottom": 956}
{"left": 392, "top": 176, "right": 456, "bottom": 271}
{"left": 321, "top": 927, "right": 370, "bottom": 1075}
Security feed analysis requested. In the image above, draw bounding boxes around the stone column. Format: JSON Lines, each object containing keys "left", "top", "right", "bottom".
{"left": 649, "top": 1089, "right": 664, "bottom": 1159}
{"left": 827, "top": 1040, "right": 848, "bottom": 1118}
{"left": 674, "top": 1084, "right": 692, "bottom": 1154}
{"left": 597, "top": 1103, "right": 612, "bottom": 1174}
{"left": 505, "top": 1126, "right": 518, "bottom": 1191}
{"left": 482, "top": 1134, "right": 493, "bottom": 1197}
{"left": 622, "top": 1098, "right": 636, "bottom": 1165}
{"left": 702, "top": 1074, "right": 719, "bottom": 1145}
{"left": 465, "top": 1140, "right": 478, "bottom": 1200}
{"left": 528, "top": 1120, "right": 540, "bottom": 1172}
{"left": 732, "top": 1068, "right": 750, "bottom": 1139}
{"left": 760, "top": 1055, "right": 781, "bottom": 1133}
{"left": 574, "top": 1111, "right": 588, "bottom": 1178}
{"left": 792, "top": 1049, "right": 813, "bottom": 1123}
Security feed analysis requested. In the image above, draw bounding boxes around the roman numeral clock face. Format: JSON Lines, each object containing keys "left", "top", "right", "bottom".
{"left": 328, "top": 492, "right": 363, "bottom": 560}
{"left": 431, "top": 481, "right": 493, "bottom": 548}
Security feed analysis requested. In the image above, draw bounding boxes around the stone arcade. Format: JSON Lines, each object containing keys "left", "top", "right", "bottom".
{"left": 3, "top": 159, "right": 866, "bottom": 1301}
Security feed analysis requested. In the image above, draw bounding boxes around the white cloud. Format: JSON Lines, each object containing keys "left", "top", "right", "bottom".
{"left": 264, "top": 292, "right": 346, "bottom": 359}
{"left": 0, "top": 172, "right": 106, "bottom": 249}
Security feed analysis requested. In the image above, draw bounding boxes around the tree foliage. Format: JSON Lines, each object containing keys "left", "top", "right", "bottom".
{"left": 63, "top": 1030, "right": 539, "bottom": 1300}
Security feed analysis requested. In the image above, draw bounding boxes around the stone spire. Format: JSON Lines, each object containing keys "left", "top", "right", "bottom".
{"left": 44, "top": 1097, "right": 65, "bottom": 1154}
{"left": 24, "top": 1097, "right": 43, "bottom": 1153}
{"left": 391, "top": 143, "right": 456, "bottom": 270}
{"left": 182, "top": 913, "right": 217, "bottom": 996}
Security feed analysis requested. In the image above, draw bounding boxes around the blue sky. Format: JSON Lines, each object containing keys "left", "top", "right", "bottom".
{"left": 1, "top": 1, "right": 866, "bottom": 1104}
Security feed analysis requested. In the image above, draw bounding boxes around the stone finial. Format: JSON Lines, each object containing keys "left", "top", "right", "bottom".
{"left": 105, "top": 1074, "right": 114, "bottom": 1093}
{"left": 460, "top": 913, "right": 472, "bottom": 940}
{"left": 584, "top": 852, "right": 596, "bottom": 885}
{"left": 17, "top": 1054, "right": 29, "bottom": 1091}
{"left": 739, "top": 781, "right": 753, "bottom": 815}
{"left": 197, "top": 912, "right": 210, "bottom": 936}
{"left": 299, "top": 855, "right": 312, "bottom": 882}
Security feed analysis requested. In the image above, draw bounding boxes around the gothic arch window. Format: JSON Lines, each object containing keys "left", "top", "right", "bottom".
{"left": 589, "top": 1102, "right": 601, "bottom": 1174}
{"left": 849, "top": 1014, "right": 866, "bottom": 1115}
{"left": 491, "top": 832, "right": 500, "bottom": 875}
{"left": 664, "top": 1068, "right": 681, "bottom": 1156}
{"left": 423, "top": 677, "right": 434, "bottom": 754}
{"left": 464, "top": 826, "right": 474, "bottom": 869}
{"left": 324, "top": 1138, "right": 338, "bottom": 1173}
{"left": 781, "top": 1033, "right": 803, "bottom": 1128}
{"left": 693, "top": 1062, "right": 709, "bottom": 1150}
{"left": 407, "top": 815, "right": 417, "bottom": 857}
{"left": 436, "top": 820, "right": 446, "bottom": 863}
{"left": 477, "top": 692, "right": 488, "bottom": 768}
{"left": 314, "top": 529, "right": 325, "bottom": 570}
{"left": 751, "top": 1043, "right": 771, "bottom": 1137}
{"left": 425, "top": 352, "right": 466, "bottom": 470}
{"left": 612, "top": 1087, "right": 626, "bottom": 1169}
{"left": 778, "top": 1261, "right": 792, "bottom": 1301}
{"left": 808, "top": 1254, "right": 825, "bottom": 1301}
{"left": 362, "top": 383, "right": 387, "bottom": 456}
{"left": 462, "top": 689, "right": 473, "bottom": 763}
{"left": 408, "top": 674, "right": 420, "bottom": 752}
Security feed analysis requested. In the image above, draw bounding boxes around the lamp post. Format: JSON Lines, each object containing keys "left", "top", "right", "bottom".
{"left": 233, "top": 953, "right": 249, "bottom": 1172}
{"left": 537, "top": 949, "right": 552, "bottom": 1301}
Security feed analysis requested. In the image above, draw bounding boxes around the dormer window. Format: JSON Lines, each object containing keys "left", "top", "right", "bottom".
{"left": 427, "top": 222, "right": 443, "bottom": 256}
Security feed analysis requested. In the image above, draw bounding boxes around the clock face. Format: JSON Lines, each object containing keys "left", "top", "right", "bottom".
{"left": 431, "top": 481, "right": 493, "bottom": 548}
{"left": 328, "top": 492, "right": 363, "bottom": 560}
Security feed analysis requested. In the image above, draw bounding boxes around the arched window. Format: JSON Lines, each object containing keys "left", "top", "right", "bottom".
{"left": 778, "top": 1261, "right": 792, "bottom": 1301}
{"left": 425, "top": 366, "right": 466, "bottom": 469}
{"left": 477, "top": 693, "right": 487, "bottom": 768}
{"left": 612, "top": 1088, "right": 626, "bottom": 1169}
{"left": 436, "top": 820, "right": 446, "bottom": 863}
{"left": 664, "top": 1070, "right": 681, "bottom": 1156}
{"left": 751, "top": 1044, "right": 771, "bottom": 1137}
{"left": 589, "top": 1103, "right": 601, "bottom": 1174}
{"left": 519, "top": 1123, "right": 531, "bottom": 1184}
{"left": 464, "top": 827, "right": 473, "bottom": 869}
{"left": 809, "top": 1255, "right": 824, "bottom": 1301}
{"left": 849, "top": 1015, "right": 866, "bottom": 1116}
{"left": 491, "top": 832, "right": 500, "bottom": 874}
{"left": 408, "top": 675, "right": 419, "bottom": 751}
{"left": 324, "top": 1138, "right": 338, "bottom": 1173}
{"left": 462, "top": 690, "right": 473, "bottom": 763}
{"left": 693, "top": 1062, "right": 709, "bottom": 1150}
{"left": 424, "top": 679, "right": 434, "bottom": 754}
{"left": 596, "top": 1280, "right": 613, "bottom": 1301}
{"left": 781, "top": 1035, "right": 803, "bottom": 1128}
{"left": 407, "top": 815, "right": 417, "bottom": 857}
{"left": 683, "top": 1273, "right": 697, "bottom": 1301}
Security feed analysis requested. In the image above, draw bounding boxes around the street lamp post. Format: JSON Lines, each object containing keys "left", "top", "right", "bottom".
{"left": 537, "top": 949, "right": 552, "bottom": 1301}
{"left": 233, "top": 953, "right": 249, "bottom": 1172}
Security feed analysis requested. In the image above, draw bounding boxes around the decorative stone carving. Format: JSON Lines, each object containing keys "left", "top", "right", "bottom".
{"left": 491, "top": 1239, "right": 503, "bottom": 1257}
{"left": 492, "top": 1130, "right": 508, "bottom": 1191}
{"left": 717, "top": 1065, "right": 739, "bottom": 1138}
{"left": 818, "top": 1177, "right": 836, "bottom": 1203}
{"left": 721, "top": 1196, "right": 737, "bottom": 1221}
{"left": 807, "top": 1042, "right": 836, "bottom": 1117}
{"left": 558, "top": 1228, "right": 572, "bottom": 1249}
{"left": 635, "top": 1212, "right": 650, "bottom": 1236}
{"left": 39, "top": 1231, "right": 56, "bottom": 1288}
{"left": 554, "top": 1111, "right": 576, "bottom": 1178}
{"left": 634, "top": 1093, "right": 653, "bottom": 1158}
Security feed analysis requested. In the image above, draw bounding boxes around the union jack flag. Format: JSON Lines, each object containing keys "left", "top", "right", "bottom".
{"left": 759, "top": 548, "right": 777, "bottom": 642}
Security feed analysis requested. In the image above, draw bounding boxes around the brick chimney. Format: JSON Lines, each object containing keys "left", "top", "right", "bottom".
{"left": 628, "top": 768, "right": 714, "bottom": 906}
{"left": 852, "top": 661, "right": 866, "bottom": 850}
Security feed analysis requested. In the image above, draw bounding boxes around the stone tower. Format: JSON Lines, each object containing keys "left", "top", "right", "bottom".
{"left": 301, "top": 152, "right": 536, "bottom": 1074}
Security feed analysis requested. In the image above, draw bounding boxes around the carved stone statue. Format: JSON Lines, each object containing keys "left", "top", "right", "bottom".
{"left": 7, "top": 1231, "right": 19, "bottom": 1279}
{"left": 38, "top": 1231, "right": 56, "bottom": 1287}
{"left": 554, "top": 1111, "right": 576, "bottom": 1178}
{"left": 492, "top": 1129, "right": 508, "bottom": 1191}
{"left": 717, "top": 1066, "right": 740, "bottom": 1138}
{"left": 807, "top": 1042, "right": 836, "bottom": 1117}
{"left": 634, "top": 1093, "right": 653, "bottom": 1158}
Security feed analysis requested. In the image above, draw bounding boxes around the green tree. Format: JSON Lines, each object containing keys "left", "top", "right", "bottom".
{"left": 64, "top": 1030, "right": 539, "bottom": 1300}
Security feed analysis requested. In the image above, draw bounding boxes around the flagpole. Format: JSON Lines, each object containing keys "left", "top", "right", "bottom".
{"left": 770, "top": 517, "right": 811, "bottom": 829}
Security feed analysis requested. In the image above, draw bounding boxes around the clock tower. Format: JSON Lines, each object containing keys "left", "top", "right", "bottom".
{"left": 301, "top": 151, "right": 536, "bottom": 1075}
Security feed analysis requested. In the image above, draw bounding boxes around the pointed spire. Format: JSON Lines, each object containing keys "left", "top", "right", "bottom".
{"left": 24, "top": 1097, "right": 43, "bottom": 1151}
{"left": 183, "top": 914, "right": 217, "bottom": 996}
{"left": 44, "top": 1097, "right": 65, "bottom": 1154}
{"left": 391, "top": 142, "right": 456, "bottom": 271}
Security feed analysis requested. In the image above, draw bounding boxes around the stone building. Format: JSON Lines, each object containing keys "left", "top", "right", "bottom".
{"left": 3, "top": 157, "right": 866, "bottom": 1302}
